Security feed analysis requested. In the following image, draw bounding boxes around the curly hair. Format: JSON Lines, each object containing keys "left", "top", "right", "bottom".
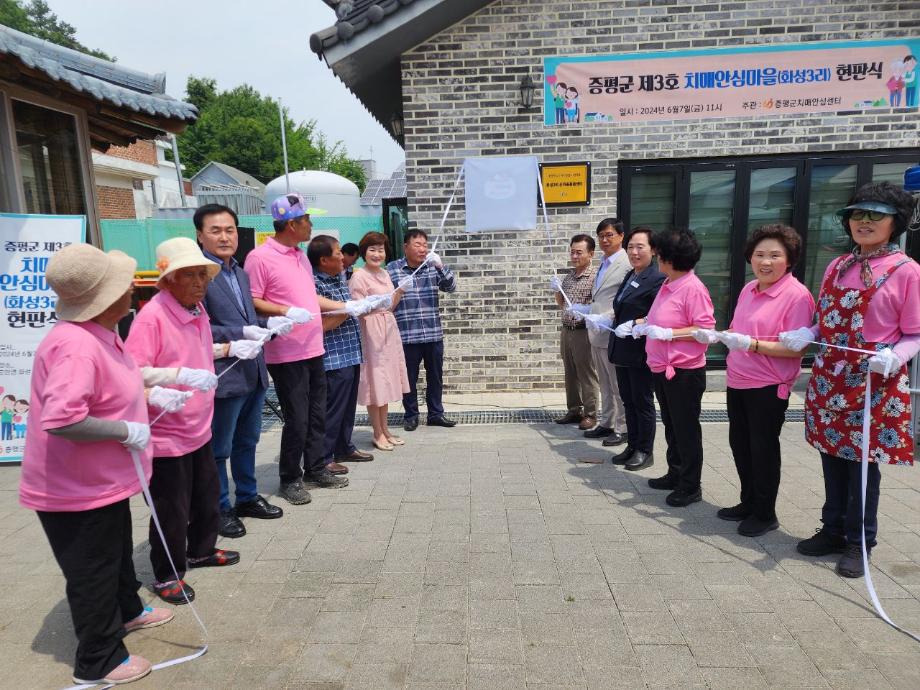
{"left": 359, "top": 231, "right": 391, "bottom": 260}
{"left": 650, "top": 227, "right": 701, "bottom": 271}
{"left": 840, "top": 181, "right": 916, "bottom": 241}
{"left": 743, "top": 224, "right": 802, "bottom": 271}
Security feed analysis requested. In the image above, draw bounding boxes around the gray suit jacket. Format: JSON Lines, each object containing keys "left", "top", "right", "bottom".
{"left": 588, "top": 250, "right": 631, "bottom": 349}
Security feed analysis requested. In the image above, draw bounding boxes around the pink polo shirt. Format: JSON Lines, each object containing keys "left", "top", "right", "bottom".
{"left": 727, "top": 272, "right": 815, "bottom": 398}
{"left": 821, "top": 252, "right": 920, "bottom": 343}
{"left": 19, "top": 321, "right": 152, "bottom": 512}
{"left": 646, "top": 270, "right": 715, "bottom": 377}
{"left": 244, "top": 237, "right": 324, "bottom": 364}
{"left": 125, "top": 290, "right": 215, "bottom": 458}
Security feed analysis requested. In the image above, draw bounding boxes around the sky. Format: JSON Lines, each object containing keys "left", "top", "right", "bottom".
{"left": 44, "top": 0, "right": 406, "bottom": 178}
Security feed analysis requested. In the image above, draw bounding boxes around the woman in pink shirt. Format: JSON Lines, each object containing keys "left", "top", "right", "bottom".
{"left": 781, "top": 182, "right": 920, "bottom": 578}
{"left": 695, "top": 224, "right": 815, "bottom": 538}
{"left": 20, "top": 244, "right": 189, "bottom": 685}
{"left": 635, "top": 227, "right": 715, "bottom": 507}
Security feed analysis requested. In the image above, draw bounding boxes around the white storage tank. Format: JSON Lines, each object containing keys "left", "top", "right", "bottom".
{"left": 264, "top": 170, "right": 361, "bottom": 217}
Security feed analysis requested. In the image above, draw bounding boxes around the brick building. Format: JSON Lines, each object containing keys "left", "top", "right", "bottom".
{"left": 311, "top": 0, "right": 920, "bottom": 393}
{"left": 93, "top": 140, "right": 159, "bottom": 219}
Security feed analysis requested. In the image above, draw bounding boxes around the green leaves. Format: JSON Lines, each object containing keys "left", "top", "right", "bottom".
{"left": 1, "top": 0, "right": 115, "bottom": 61}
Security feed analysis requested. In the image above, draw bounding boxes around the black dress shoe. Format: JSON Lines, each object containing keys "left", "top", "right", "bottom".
{"left": 716, "top": 503, "right": 751, "bottom": 522}
{"left": 648, "top": 474, "right": 678, "bottom": 490}
{"left": 404, "top": 417, "right": 419, "bottom": 431}
{"left": 235, "top": 495, "right": 283, "bottom": 520}
{"left": 218, "top": 511, "right": 246, "bottom": 538}
{"left": 666, "top": 488, "right": 702, "bottom": 507}
{"left": 336, "top": 449, "right": 374, "bottom": 462}
{"left": 611, "top": 446, "right": 635, "bottom": 465}
{"left": 737, "top": 515, "right": 779, "bottom": 537}
{"left": 624, "top": 450, "right": 653, "bottom": 471}
{"left": 584, "top": 426, "right": 613, "bottom": 439}
{"left": 602, "top": 432, "right": 628, "bottom": 447}
{"left": 427, "top": 417, "right": 457, "bottom": 427}
{"left": 554, "top": 411, "right": 583, "bottom": 424}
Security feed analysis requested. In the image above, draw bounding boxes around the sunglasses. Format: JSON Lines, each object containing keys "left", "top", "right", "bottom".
{"left": 849, "top": 209, "right": 890, "bottom": 221}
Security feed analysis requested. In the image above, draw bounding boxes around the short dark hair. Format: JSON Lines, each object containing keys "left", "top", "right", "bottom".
{"left": 307, "top": 235, "right": 338, "bottom": 269}
{"left": 651, "top": 227, "right": 701, "bottom": 271}
{"left": 403, "top": 229, "right": 428, "bottom": 244}
{"left": 624, "top": 226, "right": 654, "bottom": 247}
{"left": 904, "top": 54, "right": 916, "bottom": 64}
{"left": 596, "top": 218, "right": 625, "bottom": 236}
{"left": 341, "top": 243, "right": 359, "bottom": 256}
{"left": 743, "top": 224, "right": 802, "bottom": 270}
{"left": 569, "top": 233, "right": 595, "bottom": 252}
{"left": 359, "top": 231, "right": 391, "bottom": 260}
{"left": 193, "top": 204, "right": 238, "bottom": 231}
{"left": 840, "top": 181, "right": 917, "bottom": 241}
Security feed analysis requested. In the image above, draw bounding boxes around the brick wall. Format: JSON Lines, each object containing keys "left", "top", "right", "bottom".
{"left": 400, "top": 0, "right": 920, "bottom": 393}
{"left": 96, "top": 185, "right": 136, "bottom": 219}
{"left": 105, "top": 140, "right": 158, "bottom": 167}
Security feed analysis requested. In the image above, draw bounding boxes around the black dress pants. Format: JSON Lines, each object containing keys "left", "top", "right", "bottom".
{"left": 149, "top": 443, "right": 220, "bottom": 583}
{"left": 323, "top": 364, "right": 360, "bottom": 462}
{"left": 402, "top": 340, "right": 445, "bottom": 422}
{"left": 653, "top": 367, "right": 706, "bottom": 492}
{"left": 268, "top": 356, "right": 328, "bottom": 482}
{"left": 615, "top": 364, "right": 656, "bottom": 453}
{"left": 38, "top": 499, "right": 144, "bottom": 681}
{"left": 727, "top": 385, "right": 789, "bottom": 520}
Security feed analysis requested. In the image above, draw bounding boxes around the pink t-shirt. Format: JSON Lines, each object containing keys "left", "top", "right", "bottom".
{"left": 125, "top": 290, "right": 215, "bottom": 457}
{"left": 244, "top": 237, "right": 324, "bottom": 364}
{"left": 821, "top": 252, "right": 920, "bottom": 343}
{"left": 19, "top": 321, "right": 152, "bottom": 512}
{"left": 727, "top": 272, "right": 815, "bottom": 397}
{"left": 646, "top": 271, "right": 716, "bottom": 377}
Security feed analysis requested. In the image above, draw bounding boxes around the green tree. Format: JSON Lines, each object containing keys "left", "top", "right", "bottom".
{"left": 0, "top": 0, "right": 115, "bottom": 61}
{"left": 177, "top": 76, "right": 367, "bottom": 191}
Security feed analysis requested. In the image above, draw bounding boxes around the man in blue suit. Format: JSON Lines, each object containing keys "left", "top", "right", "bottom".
{"left": 197, "top": 204, "right": 291, "bottom": 538}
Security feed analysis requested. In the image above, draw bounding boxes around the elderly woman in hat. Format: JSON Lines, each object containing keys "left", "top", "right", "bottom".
{"left": 781, "top": 181, "right": 920, "bottom": 578}
{"left": 126, "top": 237, "right": 263, "bottom": 604}
{"left": 19, "top": 244, "right": 195, "bottom": 685}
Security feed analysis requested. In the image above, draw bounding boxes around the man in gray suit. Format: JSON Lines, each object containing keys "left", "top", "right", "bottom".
{"left": 583, "top": 218, "right": 630, "bottom": 443}
{"left": 197, "top": 204, "right": 292, "bottom": 538}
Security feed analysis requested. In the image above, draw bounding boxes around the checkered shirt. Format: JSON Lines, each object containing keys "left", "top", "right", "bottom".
{"left": 387, "top": 258, "right": 456, "bottom": 344}
{"left": 314, "top": 271, "right": 363, "bottom": 371}
{"left": 561, "top": 266, "right": 597, "bottom": 328}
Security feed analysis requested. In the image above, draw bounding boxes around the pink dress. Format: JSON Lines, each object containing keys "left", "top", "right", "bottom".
{"left": 348, "top": 268, "right": 410, "bottom": 406}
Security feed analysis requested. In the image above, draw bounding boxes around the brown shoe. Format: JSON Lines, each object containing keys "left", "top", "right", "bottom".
{"left": 578, "top": 416, "right": 597, "bottom": 431}
{"left": 326, "top": 461, "right": 349, "bottom": 475}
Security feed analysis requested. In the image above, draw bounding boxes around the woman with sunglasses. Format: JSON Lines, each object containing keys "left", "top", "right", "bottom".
{"left": 781, "top": 181, "right": 920, "bottom": 578}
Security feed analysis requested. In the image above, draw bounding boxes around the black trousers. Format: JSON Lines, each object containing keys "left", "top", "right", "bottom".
{"left": 821, "top": 452, "right": 881, "bottom": 547}
{"left": 653, "top": 367, "right": 706, "bottom": 493}
{"left": 149, "top": 443, "right": 220, "bottom": 583}
{"left": 727, "top": 385, "right": 788, "bottom": 520}
{"left": 38, "top": 499, "right": 144, "bottom": 681}
{"left": 402, "top": 340, "right": 445, "bottom": 422}
{"left": 268, "top": 356, "right": 328, "bottom": 482}
{"left": 615, "top": 364, "right": 656, "bottom": 453}
{"left": 323, "top": 364, "right": 360, "bottom": 462}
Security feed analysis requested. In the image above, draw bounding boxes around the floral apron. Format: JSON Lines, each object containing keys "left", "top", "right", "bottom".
{"left": 804, "top": 256, "right": 914, "bottom": 466}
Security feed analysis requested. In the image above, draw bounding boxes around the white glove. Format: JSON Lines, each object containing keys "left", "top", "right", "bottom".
{"left": 631, "top": 322, "right": 651, "bottom": 338}
{"left": 645, "top": 325, "right": 674, "bottom": 341}
{"left": 720, "top": 331, "right": 752, "bottom": 352}
{"left": 397, "top": 275, "right": 414, "bottom": 292}
{"left": 367, "top": 293, "right": 393, "bottom": 310}
{"left": 147, "top": 386, "right": 193, "bottom": 413}
{"left": 121, "top": 421, "right": 150, "bottom": 451}
{"left": 285, "top": 306, "right": 314, "bottom": 324}
{"left": 228, "top": 339, "right": 263, "bottom": 360}
{"left": 779, "top": 326, "right": 814, "bottom": 352}
{"left": 425, "top": 251, "right": 442, "bottom": 268}
{"left": 568, "top": 304, "right": 591, "bottom": 316}
{"left": 176, "top": 367, "right": 218, "bottom": 391}
{"left": 344, "top": 299, "right": 374, "bottom": 317}
{"left": 868, "top": 347, "right": 903, "bottom": 378}
{"left": 266, "top": 315, "right": 294, "bottom": 336}
{"left": 693, "top": 328, "right": 720, "bottom": 345}
{"left": 614, "top": 320, "right": 635, "bottom": 338}
{"left": 550, "top": 276, "right": 563, "bottom": 292}
{"left": 585, "top": 314, "right": 612, "bottom": 333}
{"left": 242, "top": 325, "right": 272, "bottom": 341}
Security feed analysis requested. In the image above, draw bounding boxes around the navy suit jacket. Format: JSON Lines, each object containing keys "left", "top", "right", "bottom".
{"left": 202, "top": 259, "right": 269, "bottom": 399}
{"left": 607, "top": 265, "right": 667, "bottom": 368}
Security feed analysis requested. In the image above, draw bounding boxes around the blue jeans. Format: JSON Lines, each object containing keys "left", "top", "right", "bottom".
{"left": 820, "top": 452, "right": 880, "bottom": 547}
{"left": 211, "top": 386, "right": 266, "bottom": 513}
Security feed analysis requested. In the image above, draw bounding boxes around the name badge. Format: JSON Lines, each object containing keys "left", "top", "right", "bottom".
{"left": 630, "top": 281, "right": 640, "bottom": 288}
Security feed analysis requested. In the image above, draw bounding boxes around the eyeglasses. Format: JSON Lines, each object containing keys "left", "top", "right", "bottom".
{"left": 849, "top": 209, "right": 889, "bottom": 221}
{"left": 597, "top": 232, "right": 618, "bottom": 240}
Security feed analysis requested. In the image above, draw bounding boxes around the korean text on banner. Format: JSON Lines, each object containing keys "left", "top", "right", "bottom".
{"left": 464, "top": 156, "right": 538, "bottom": 233}
{"left": 0, "top": 213, "right": 85, "bottom": 464}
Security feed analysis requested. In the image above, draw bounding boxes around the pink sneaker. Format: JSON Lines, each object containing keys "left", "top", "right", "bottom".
{"left": 73, "top": 654, "right": 152, "bottom": 684}
{"left": 124, "top": 605, "right": 175, "bottom": 633}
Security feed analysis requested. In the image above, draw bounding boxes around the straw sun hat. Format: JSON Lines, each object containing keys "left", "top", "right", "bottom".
{"left": 155, "top": 237, "right": 219, "bottom": 286}
{"left": 46, "top": 243, "right": 137, "bottom": 323}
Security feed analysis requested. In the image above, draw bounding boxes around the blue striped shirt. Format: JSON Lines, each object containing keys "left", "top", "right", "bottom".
{"left": 314, "top": 271, "right": 363, "bottom": 371}
{"left": 386, "top": 258, "right": 456, "bottom": 344}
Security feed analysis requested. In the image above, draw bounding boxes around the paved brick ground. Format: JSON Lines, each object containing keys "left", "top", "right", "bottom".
{"left": 2, "top": 420, "right": 920, "bottom": 689}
